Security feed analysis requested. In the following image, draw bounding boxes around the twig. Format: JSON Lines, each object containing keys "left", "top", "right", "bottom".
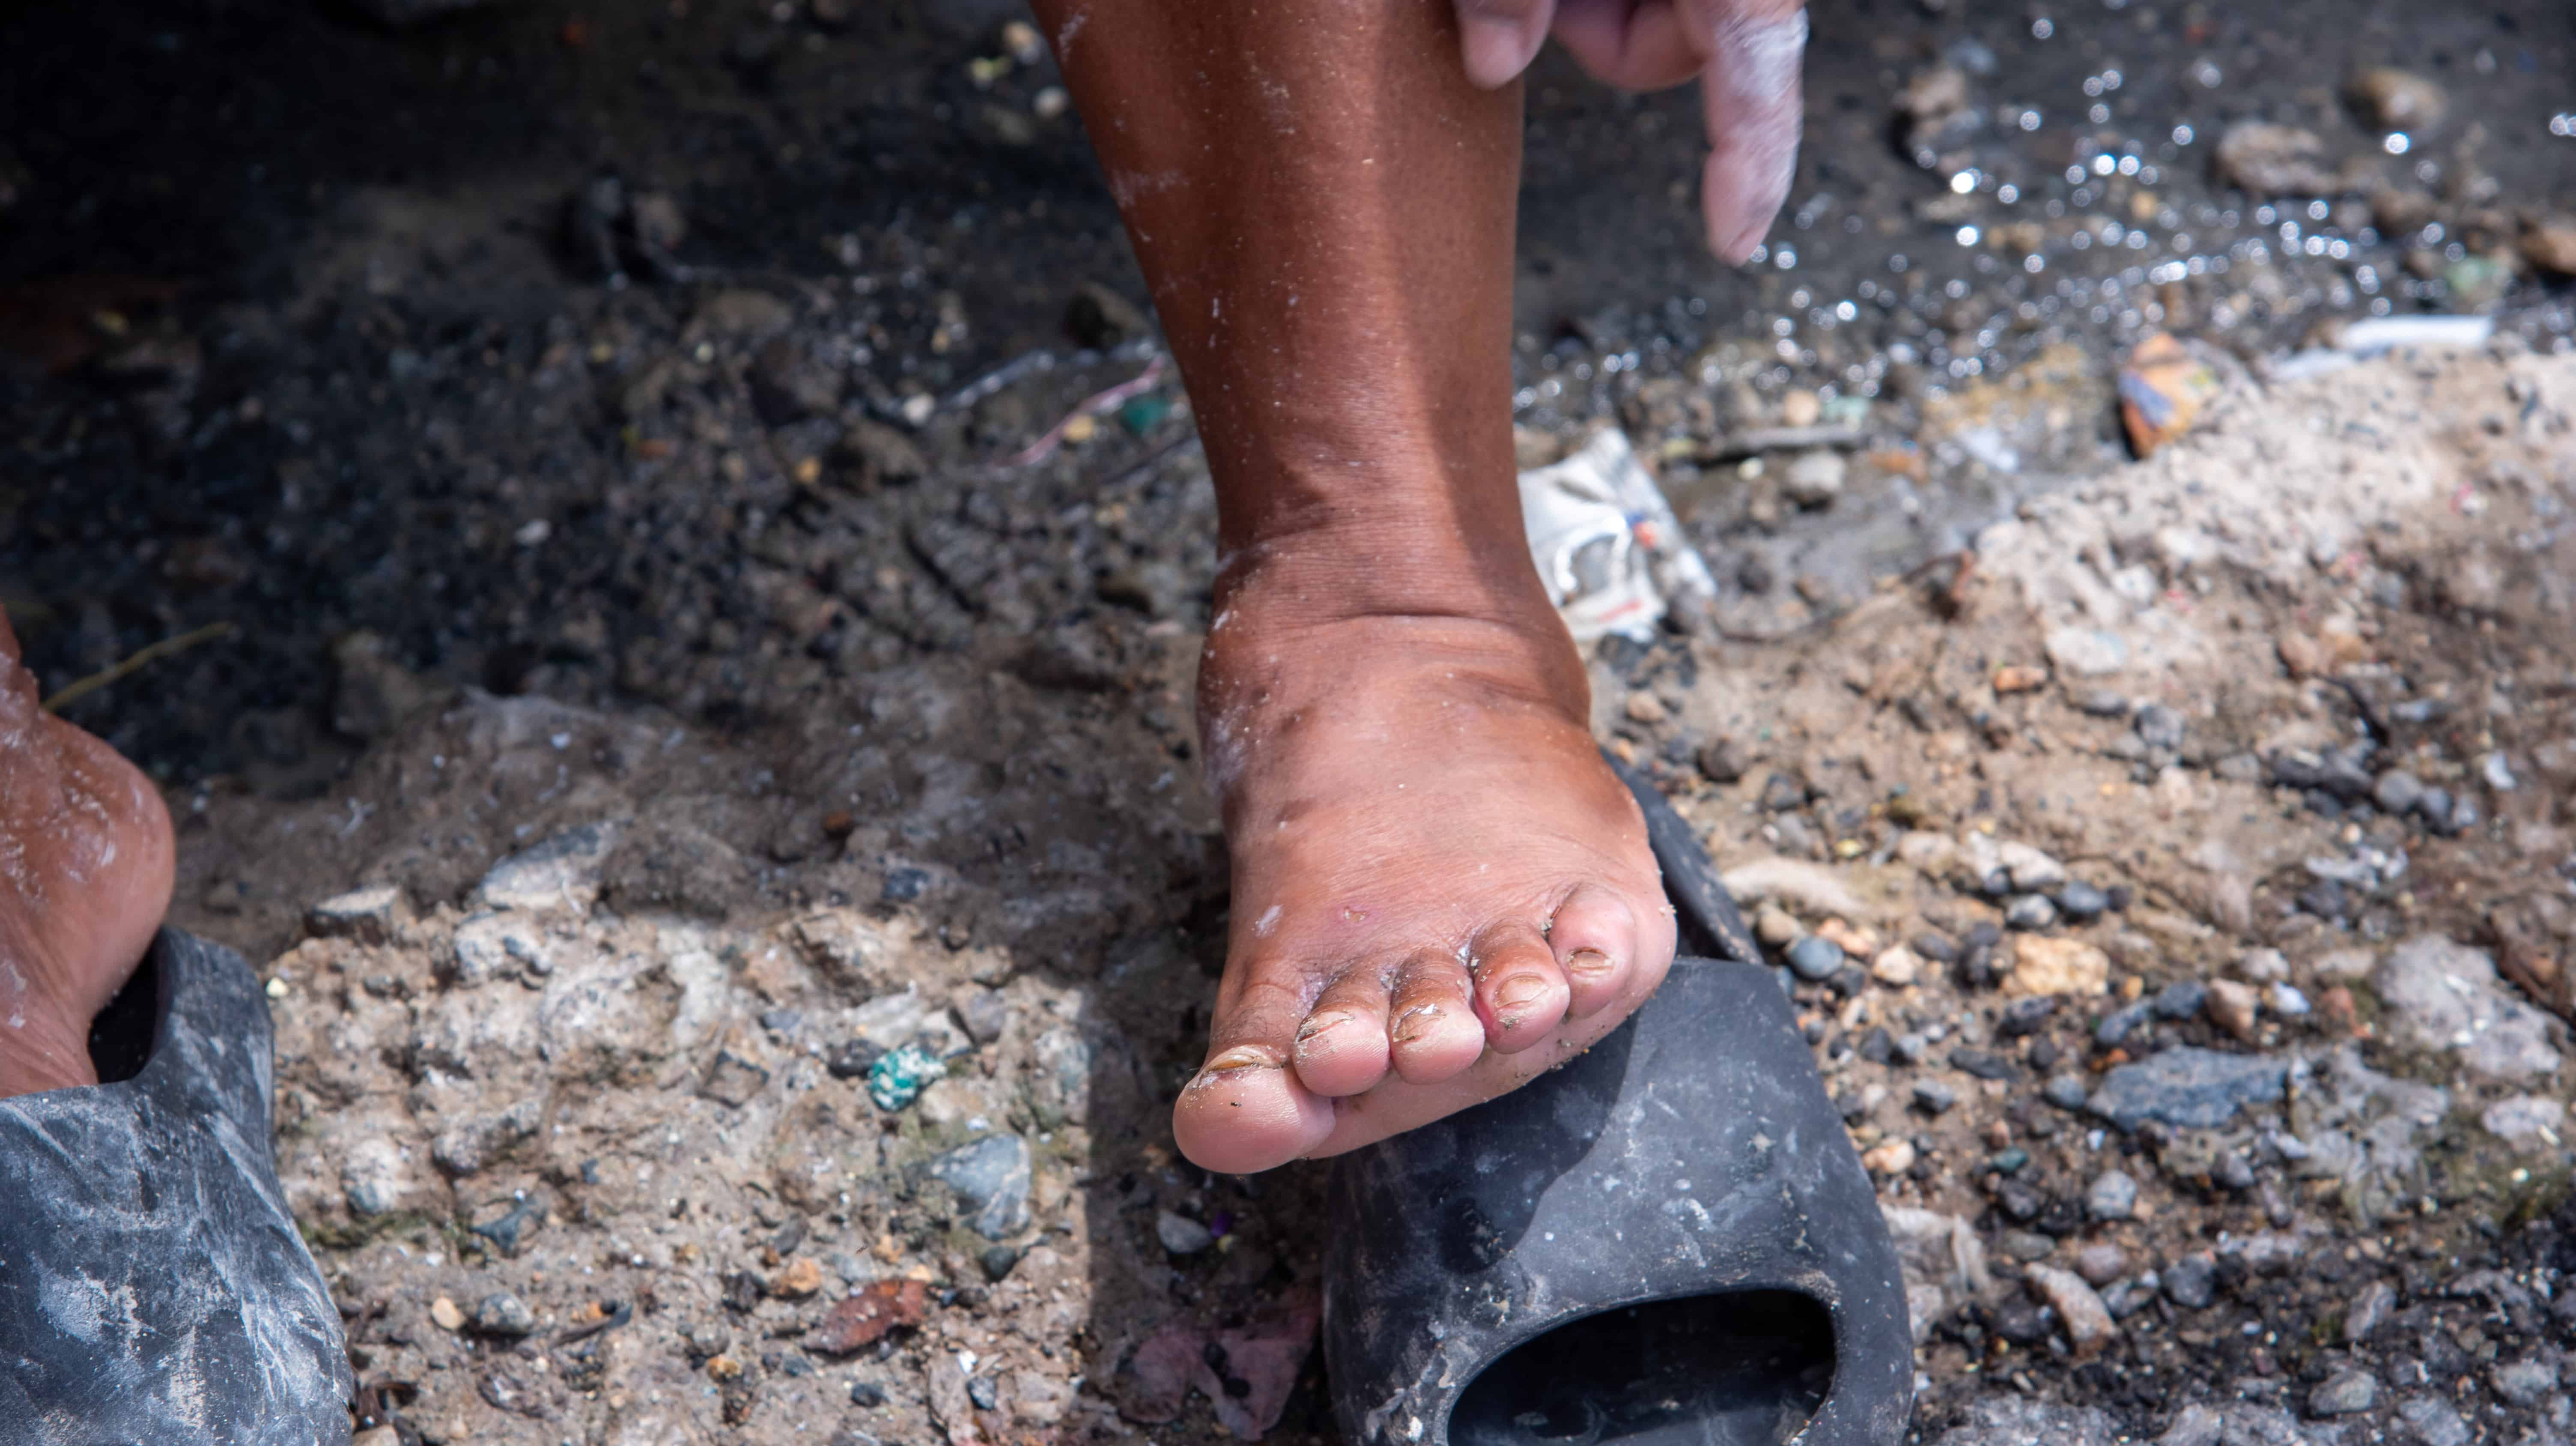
{"left": 40, "top": 621, "right": 238, "bottom": 713}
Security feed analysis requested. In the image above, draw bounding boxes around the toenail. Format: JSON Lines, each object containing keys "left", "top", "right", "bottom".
{"left": 1295, "top": 1012, "right": 1351, "bottom": 1044}
{"left": 1493, "top": 976, "right": 1552, "bottom": 1011}
{"left": 1200, "top": 1045, "right": 1285, "bottom": 1077}
{"left": 1390, "top": 1004, "right": 1443, "bottom": 1043}
{"left": 1563, "top": 948, "right": 1615, "bottom": 977}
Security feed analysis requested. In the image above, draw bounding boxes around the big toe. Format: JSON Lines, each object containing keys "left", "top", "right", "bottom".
{"left": 1172, "top": 1030, "right": 1334, "bottom": 1175}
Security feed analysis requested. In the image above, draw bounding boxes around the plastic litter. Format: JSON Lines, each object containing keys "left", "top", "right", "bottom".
{"left": 1516, "top": 428, "right": 1718, "bottom": 642}
{"left": 2267, "top": 314, "right": 2496, "bottom": 383}
{"left": 2117, "top": 331, "right": 2225, "bottom": 457}
{"left": 865, "top": 1043, "right": 947, "bottom": 1111}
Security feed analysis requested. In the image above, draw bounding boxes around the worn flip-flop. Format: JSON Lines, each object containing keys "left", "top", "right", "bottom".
{"left": 1322, "top": 758, "right": 1911, "bottom": 1446}
{"left": 0, "top": 929, "right": 352, "bottom": 1445}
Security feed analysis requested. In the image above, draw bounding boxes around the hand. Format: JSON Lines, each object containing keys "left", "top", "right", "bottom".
{"left": 1455, "top": 0, "right": 1807, "bottom": 263}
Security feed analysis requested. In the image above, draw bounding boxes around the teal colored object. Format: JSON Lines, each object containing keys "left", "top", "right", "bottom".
{"left": 868, "top": 1045, "right": 946, "bottom": 1112}
{"left": 1117, "top": 394, "right": 1171, "bottom": 436}
{"left": 1989, "top": 1147, "right": 2030, "bottom": 1176}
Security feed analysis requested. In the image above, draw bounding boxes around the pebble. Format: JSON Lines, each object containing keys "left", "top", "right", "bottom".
{"left": 2085, "top": 1170, "right": 2139, "bottom": 1221}
{"left": 2007, "top": 937, "right": 2110, "bottom": 997}
{"left": 1913, "top": 1080, "right": 1959, "bottom": 1114}
{"left": 2268, "top": 983, "right": 2310, "bottom": 1017}
{"left": 473, "top": 1292, "right": 537, "bottom": 1337}
{"left": 2151, "top": 979, "right": 2208, "bottom": 1020}
{"left": 2074, "top": 1243, "right": 2129, "bottom": 1287}
{"left": 2310, "top": 1371, "right": 2378, "bottom": 1417}
{"left": 1786, "top": 935, "right": 1846, "bottom": 981}
{"left": 2163, "top": 1253, "right": 2217, "bottom": 1309}
{"left": 1783, "top": 450, "right": 1848, "bottom": 507}
{"left": 2344, "top": 1279, "right": 2395, "bottom": 1342}
{"left": 430, "top": 1296, "right": 466, "bottom": 1332}
{"left": 2492, "top": 1360, "right": 2559, "bottom": 1410}
{"left": 980, "top": 1245, "right": 1023, "bottom": 1282}
{"left": 1696, "top": 737, "right": 1753, "bottom": 783}
{"left": 2215, "top": 121, "right": 2343, "bottom": 197}
{"left": 2005, "top": 894, "right": 2059, "bottom": 931}
{"left": 2346, "top": 67, "right": 2446, "bottom": 131}
{"left": 1998, "top": 843, "right": 2068, "bottom": 893}
{"left": 2373, "top": 769, "right": 2425, "bottom": 816}
{"left": 2094, "top": 1001, "right": 2153, "bottom": 1047}
{"left": 2397, "top": 1397, "right": 2469, "bottom": 1446}
{"left": 1755, "top": 904, "right": 1802, "bottom": 947}
{"left": 770, "top": 1256, "right": 825, "bottom": 1298}
{"left": 850, "top": 1381, "right": 888, "bottom": 1408}
{"left": 2481, "top": 1094, "right": 2567, "bottom": 1151}
{"left": 1861, "top": 1138, "right": 1917, "bottom": 1174}
{"left": 1155, "top": 1210, "right": 1215, "bottom": 1255}
{"left": 2077, "top": 690, "right": 2132, "bottom": 718}
{"left": 1869, "top": 945, "right": 1922, "bottom": 986}
{"left": 1759, "top": 771, "right": 1811, "bottom": 812}
{"left": 2025, "top": 1265, "right": 2117, "bottom": 1351}
{"left": 2087, "top": 1048, "right": 2290, "bottom": 1131}
{"left": 2527, "top": 218, "right": 2576, "bottom": 278}
{"left": 2483, "top": 751, "right": 2518, "bottom": 792}
{"left": 1912, "top": 931, "right": 1961, "bottom": 965}
{"left": 2044, "top": 1073, "right": 2092, "bottom": 1110}
{"left": 1623, "top": 691, "right": 1668, "bottom": 725}
{"left": 1779, "top": 389, "right": 1823, "bottom": 427}
{"left": 2204, "top": 978, "right": 2260, "bottom": 1041}
{"left": 1997, "top": 997, "right": 2057, "bottom": 1037}
{"left": 957, "top": 988, "right": 1012, "bottom": 1044}
{"left": 921, "top": 1134, "right": 1034, "bottom": 1241}
{"left": 1950, "top": 1048, "right": 2020, "bottom": 1082}
{"left": 2133, "top": 704, "right": 2186, "bottom": 752}
{"left": 2376, "top": 935, "right": 2563, "bottom": 1081}
{"left": 2054, "top": 881, "right": 2109, "bottom": 922}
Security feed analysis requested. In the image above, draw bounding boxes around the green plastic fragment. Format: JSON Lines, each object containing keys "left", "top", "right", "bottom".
{"left": 1117, "top": 394, "right": 1171, "bottom": 436}
{"left": 868, "top": 1044, "right": 946, "bottom": 1111}
{"left": 1989, "top": 1147, "right": 2030, "bottom": 1176}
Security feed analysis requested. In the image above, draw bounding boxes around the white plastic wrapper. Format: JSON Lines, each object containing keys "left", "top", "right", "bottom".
{"left": 1516, "top": 429, "right": 1719, "bottom": 642}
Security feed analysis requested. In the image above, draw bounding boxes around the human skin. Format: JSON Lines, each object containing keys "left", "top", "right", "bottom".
{"left": 0, "top": 607, "right": 176, "bottom": 1099}
{"left": 1029, "top": 0, "right": 1802, "bottom": 1171}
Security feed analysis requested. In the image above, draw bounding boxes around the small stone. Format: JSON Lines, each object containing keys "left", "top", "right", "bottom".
{"left": 1622, "top": 691, "right": 1668, "bottom": 725}
{"left": 699, "top": 1050, "right": 772, "bottom": 1108}
{"left": 2310, "top": 1371, "right": 2378, "bottom": 1417}
{"left": 2044, "top": 626, "right": 2130, "bottom": 678}
{"left": 2045, "top": 1074, "right": 2092, "bottom": 1110}
{"left": 1755, "top": 905, "right": 1802, "bottom": 947}
{"left": 2151, "top": 980, "right": 2208, "bottom": 1020}
{"left": 1870, "top": 946, "right": 1922, "bottom": 986}
{"left": 2094, "top": 1001, "right": 2153, "bottom": 1047}
{"left": 2006, "top": 894, "right": 2059, "bottom": 931}
{"left": 1759, "top": 771, "right": 1811, "bottom": 812}
{"left": 1997, "top": 997, "right": 2057, "bottom": 1038}
{"left": 1912, "top": 932, "right": 1961, "bottom": 965}
{"left": 850, "top": 1382, "right": 888, "bottom": 1407}
{"left": 473, "top": 1292, "right": 537, "bottom": 1337}
{"left": 2054, "top": 881, "right": 2109, "bottom": 922}
{"left": 2077, "top": 690, "right": 2132, "bottom": 718}
{"left": 1998, "top": 843, "right": 2068, "bottom": 893}
{"left": 979, "top": 1245, "right": 1023, "bottom": 1282}
{"left": 2482, "top": 751, "right": 2518, "bottom": 792}
{"left": 1782, "top": 450, "right": 1848, "bottom": 508}
{"left": 920, "top": 1134, "right": 1033, "bottom": 1241}
{"left": 2087, "top": 1048, "right": 2290, "bottom": 1131}
{"left": 1780, "top": 388, "right": 1823, "bottom": 427}
{"left": 810, "top": 1280, "right": 930, "bottom": 1356}
{"left": 2268, "top": 983, "right": 2309, "bottom": 1017}
{"left": 2215, "top": 121, "right": 2343, "bottom": 197}
{"left": 1154, "top": 1210, "right": 1215, "bottom": 1255}
{"left": 1697, "top": 737, "right": 1753, "bottom": 783}
{"left": 1913, "top": 1080, "right": 1959, "bottom": 1114}
{"left": 967, "top": 1376, "right": 1002, "bottom": 1412}
{"left": 2204, "top": 978, "right": 2260, "bottom": 1041}
{"left": 2480, "top": 1094, "right": 2567, "bottom": 1152}
{"left": 2492, "top": 1360, "right": 2559, "bottom": 1409}
{"left": 2236, "top": 948, "right": 2289, "bottom": 983}
{"left": 2346, "top": 68, "right": 2445, "bottom": 132}
{"left": 2163, "top": 1253, "right": 2217, "bottom": 1309}
{"left": 307, "top": 884, "right": 405, "bottom": 944}
{"left": 2007, "top": 937, "right": 2111, "bottom": 997}
{"left": 2133, "top": 704, "right": 2186, "bottom": 752}
{"left": 770, "top": 1257, "right": 824, "bottom": 1299}
{"left": 1950, "top": 1048, "right": 2020, "bottom": 1082}
{"left": 1993, "top": 665, "right": 2048, "bottom": 694}
{"left": 431, "top": 1296, "right": 466, "bottom": 1332}
{"left": 1862, "top": 1137, "right": 1917, "bottom": 1174}
{"left": 2025, "top": 1265, "right": 2117, "bottom": 1352}
{"left": 2525, "top": 218, "right": 2576, "bottom": 278}
{"left": 2397, "top": 1397, "right": 2468, "bottom": 1446}
{"left": 2085, "top": 1170, "right": 2139, "bottom": 1221}
{"left": 825, "top": 1039, "right": 884, "bottom": 1080}
{"left": 2344, "top": 1279, "right": 2394, "bottom": 1342}
{"left": 2373, "top": 769, "right": 2425, "bottom": 816}
{"left": 957, "top": 988, "right": 1011, "bottom": 1044}
{"left": 2074, "top": 1243, "right": 2129, "bottom": 1287}
{"left": 1786, "top": 935, "right": 1846, "bottom": 981}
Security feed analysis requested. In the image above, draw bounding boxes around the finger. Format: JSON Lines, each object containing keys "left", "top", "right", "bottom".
{"left": 1455, "top": 0, "right": 1557, "bottom": 89}
{"left": 1695, "top": 0, "right": 1808, "bottom": 262}
{"left": 1551, "top": 0, "right": 1703, "bottom": 92}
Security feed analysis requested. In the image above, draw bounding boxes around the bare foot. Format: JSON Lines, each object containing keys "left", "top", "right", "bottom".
{"left": 1173, "top": 551, "right": 1677, "bottom": 1174}
{"left": 0, "top": 608, "right": 176, "bottom": 1098}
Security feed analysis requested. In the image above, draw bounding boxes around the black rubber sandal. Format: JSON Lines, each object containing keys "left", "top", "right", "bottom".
{"left": 0, "top": 929, "right": 353, "bottom": 1445}
{"left": 1322, "top": 759, "right": 1911, "bottom": 1446}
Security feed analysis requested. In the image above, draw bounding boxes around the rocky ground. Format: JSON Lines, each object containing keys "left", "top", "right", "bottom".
{"left": 6, "top": 2, "right": 2576, "bottom": 1445}
{"left": 134, "top": 343, "right": 2576, "bottom": 1446}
